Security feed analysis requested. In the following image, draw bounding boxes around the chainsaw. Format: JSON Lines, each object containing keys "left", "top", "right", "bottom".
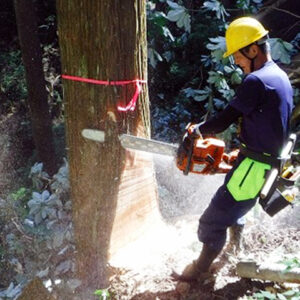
{"left": 82, "top": 126, "right": 300, "bottom": 216}
{"left": 81, "top": 124, "right": 237, "bottom": 175}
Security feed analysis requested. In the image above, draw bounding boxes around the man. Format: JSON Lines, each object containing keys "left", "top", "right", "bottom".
{"left": 175, "top": 17, "right": 293, "bottom": 282}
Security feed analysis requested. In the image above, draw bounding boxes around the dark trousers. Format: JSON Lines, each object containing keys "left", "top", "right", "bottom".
{"left": 198, "top": 155, "right": 257, "bottom": 250}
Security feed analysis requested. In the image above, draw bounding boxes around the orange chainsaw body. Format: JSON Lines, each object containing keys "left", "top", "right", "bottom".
{"left": 176, "top": 124, "right": 237, "bottom": 175}
{"left": 177, "top": 137, "right": 232, "bottom": 174}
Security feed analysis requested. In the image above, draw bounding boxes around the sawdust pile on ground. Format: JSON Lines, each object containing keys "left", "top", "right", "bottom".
{"left": 108, "top": 157, "right": 300, "bottom": 300}
{"left": 109, "top": 212, "right": 299, "bottom": 300}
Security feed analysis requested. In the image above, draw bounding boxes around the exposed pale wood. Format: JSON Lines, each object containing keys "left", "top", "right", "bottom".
{"left": 110, "top": 148, "right": 162, "bottom": 257}
{"left": 237, "top": 261, "right": 300, "bottom": 283}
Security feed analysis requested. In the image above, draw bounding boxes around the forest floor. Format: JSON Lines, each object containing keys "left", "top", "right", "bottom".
{"left": 0, "top": 133, "right": 299, "bottom": 300}
{"left": 106, "top": 156, "right": 300, "bottom": 300}
{"left": 108, "top": 217, "right": 300, "bottom": 300}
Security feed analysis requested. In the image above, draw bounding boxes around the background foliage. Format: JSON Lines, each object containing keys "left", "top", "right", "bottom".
{"left": 147, "top": 0, "right": 299, "bottom": 145}
{"left": 0, "top": 0, "right": 299, "bottom": 298}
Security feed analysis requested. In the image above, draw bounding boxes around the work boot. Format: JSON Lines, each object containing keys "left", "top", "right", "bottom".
{"left": 172, "top": 244, "right": 222, "bottom": 282}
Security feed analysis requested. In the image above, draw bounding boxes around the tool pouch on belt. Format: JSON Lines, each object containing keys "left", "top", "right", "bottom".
{"left": 259, "top": 177, "right": 295, "bottom": 217}
{"left": 228, "top": 134, "right": 298, "bottom": 216}
{"left": 227, "top": 157, "right": 271, "bottom": 201}
{"left": 258, "top": 134, "right": 298, "bottom": 216}
{"left": 259, "top": 169, "right": 300, "bottom": 217}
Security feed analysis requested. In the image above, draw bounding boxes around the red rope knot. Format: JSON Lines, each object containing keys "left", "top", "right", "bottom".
{"left": 61, "top": 75, "right": 147, "bottom": 112}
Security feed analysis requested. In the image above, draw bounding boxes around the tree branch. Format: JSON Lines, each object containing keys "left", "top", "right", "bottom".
{"left": 237, "top": 261, "right": 300, "bottom": 284}
{"left": 272, "top": 7, "right": 300, "bottom": 19}
{"left": 257, "top": 0, "right": 288, "bottom": 20}
{"left": 291, "top": 78, "right": 300, "bottom": 84}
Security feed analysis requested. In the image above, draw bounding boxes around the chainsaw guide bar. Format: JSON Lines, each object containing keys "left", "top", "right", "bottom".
{"left": 82, "top": 129, "right": 178, "bottom": 157}
{"left": 119, "top": 134, "right": 178, "bottom": 156}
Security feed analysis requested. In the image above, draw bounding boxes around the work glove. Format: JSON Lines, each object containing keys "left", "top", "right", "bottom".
{"left": 187, "top": 123, "right": 203, "bottom": 139}
{"left": 178, "top": 123, "right": 203, "bottom": 156}
{"left": 176, "top": 123, "right": 203, "bottom": 172}
{"left": 222, "top": 149, "right": 239, "bottom": 166}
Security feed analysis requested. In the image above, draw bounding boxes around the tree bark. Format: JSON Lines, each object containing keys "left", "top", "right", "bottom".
{"left": 14, "top": 0, "right": 58, "bottom": 175}
{"left": 57, "top": 0, "right": 161, "bottom": 288}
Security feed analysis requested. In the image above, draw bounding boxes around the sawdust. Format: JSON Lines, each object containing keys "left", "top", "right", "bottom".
{"left": 108, "top": 216, "right": 299, "bottom": 299}
{"left": 107, "top": 156, "right": 300, "bottom": 300}
{"left": 1, "top": 126, "right": 299, "bottom": 299}
{"left": 154, "top": 155, "right": 225, "bottom": 219}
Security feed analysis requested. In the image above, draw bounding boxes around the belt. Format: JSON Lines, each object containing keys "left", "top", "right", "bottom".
{"left": 239, "top": 144, "right": 281, "bottom": 168}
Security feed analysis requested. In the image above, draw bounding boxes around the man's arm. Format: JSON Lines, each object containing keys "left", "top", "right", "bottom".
{"left": 198, "top": 105, "right": 242, "bottom": 135}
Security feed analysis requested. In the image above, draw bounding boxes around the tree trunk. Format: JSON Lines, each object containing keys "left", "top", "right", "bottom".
{"left": 14, "top": 0, "right": 58, "bottom": 176}
{"left": 56, "top": 0, "right": 161, "bottom": 288}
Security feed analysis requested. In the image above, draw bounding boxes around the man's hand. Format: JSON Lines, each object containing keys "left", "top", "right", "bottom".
{"left": 176, "top": 123, "right": 203, "bottom": 173}
{"left": 187, "top": 123, "right": 203, "bottom": 139}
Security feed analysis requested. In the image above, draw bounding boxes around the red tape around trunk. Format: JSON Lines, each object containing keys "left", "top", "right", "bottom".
{"left": 62, "top": 74, "right": 147, "bottom": 112}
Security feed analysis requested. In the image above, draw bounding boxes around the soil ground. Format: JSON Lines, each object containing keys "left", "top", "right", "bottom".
{"left": 107, "top": 155, "right": 300, "bottom": 300}
{"left": 0, "top": 134, "right": 299, "bottom": 300}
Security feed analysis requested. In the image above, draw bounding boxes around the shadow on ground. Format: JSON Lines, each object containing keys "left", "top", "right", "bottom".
{"left": 130, "top": 278, "right": 269, "bottom": 300}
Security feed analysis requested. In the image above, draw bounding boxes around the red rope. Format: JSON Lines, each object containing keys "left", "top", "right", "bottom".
{"left": 62, "top": 74, "right": 146, "bottom": 112}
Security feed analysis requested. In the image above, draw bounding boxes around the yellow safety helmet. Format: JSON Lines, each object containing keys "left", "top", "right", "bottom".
{"left": 223, "top": 17, "right": 269, "bottom": 58}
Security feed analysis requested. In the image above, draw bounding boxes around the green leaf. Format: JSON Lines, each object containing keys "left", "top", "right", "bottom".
{"left": 224, "top": 65, "right": 234, "bottom": 73}
{"left": 277, "top": 293, "right": 287, "bottom": 300}
{"left": 11, "top": 187, "right": 27, "bottom": 201}
{"left": 220, "top": 88, "right": 235, "bottom": 100}
{"left": 259, "top": 290, "right": 277, "bottom": 299}
{"left": 283, "top": 41, "right": 293, "bottom": 51}
{"left": 182, "top": 13, "right": 191, "bottom": 33}
{"left": 28, "top": 203, "right": 41, "bottom": 215}
{"left": 183, "top": 87, "right": 211, "bottom": 102}
{"left": 163, "top": 50, "right": 173, "bottom": 62}
{"left": 166, "top": 6, "right": 191, "bottom": 32}
{"left": 183, "top": 87, "right": 196, "bottom": 98}
{"left": 207, "top": 36, "right": 226, "bottom": 51}
{"left": 34, "top": 212, "right": 43, "bottom": 225}
{"left": 202, "top": 0, "right": 229, "bottom": 21}
{"left": 214, "top": 98, "right": 225, "bottom": 109}
{"left": 167, "top": 8, "right": 185, "bottom": 22}
{"left": 162, "top": 26, "right": 175, "bottom": 41}
{"left": 280, "top": 257, "right": 300, "bottom": 272}
{"left": 269, "top": 38, "right": 293, "bottom": 64}
{"left": 194, "top": 94, "right": 209, "bottom": 101}
{"left": 211, "top": 49, "right": 226, "bottom": 62}
{"left": 283, "top": 290, "right": 297, "bottom": 296}
{"left": 148, "top": 48, "right": 163, "bottom": 68}
{"left": 94, "top": 289, "right": 110, "bottom": 300}
{"left": 203, "top": 1, "right": 216, "bottom": 11}
{"left": 253, "top": 292, "right": 265, "bottom": 300}
{"left": 230, "top": 71, "right": 242, "bottom": 85}
{"left": 166, "top": 0, "right": 181, "bottom": 9}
